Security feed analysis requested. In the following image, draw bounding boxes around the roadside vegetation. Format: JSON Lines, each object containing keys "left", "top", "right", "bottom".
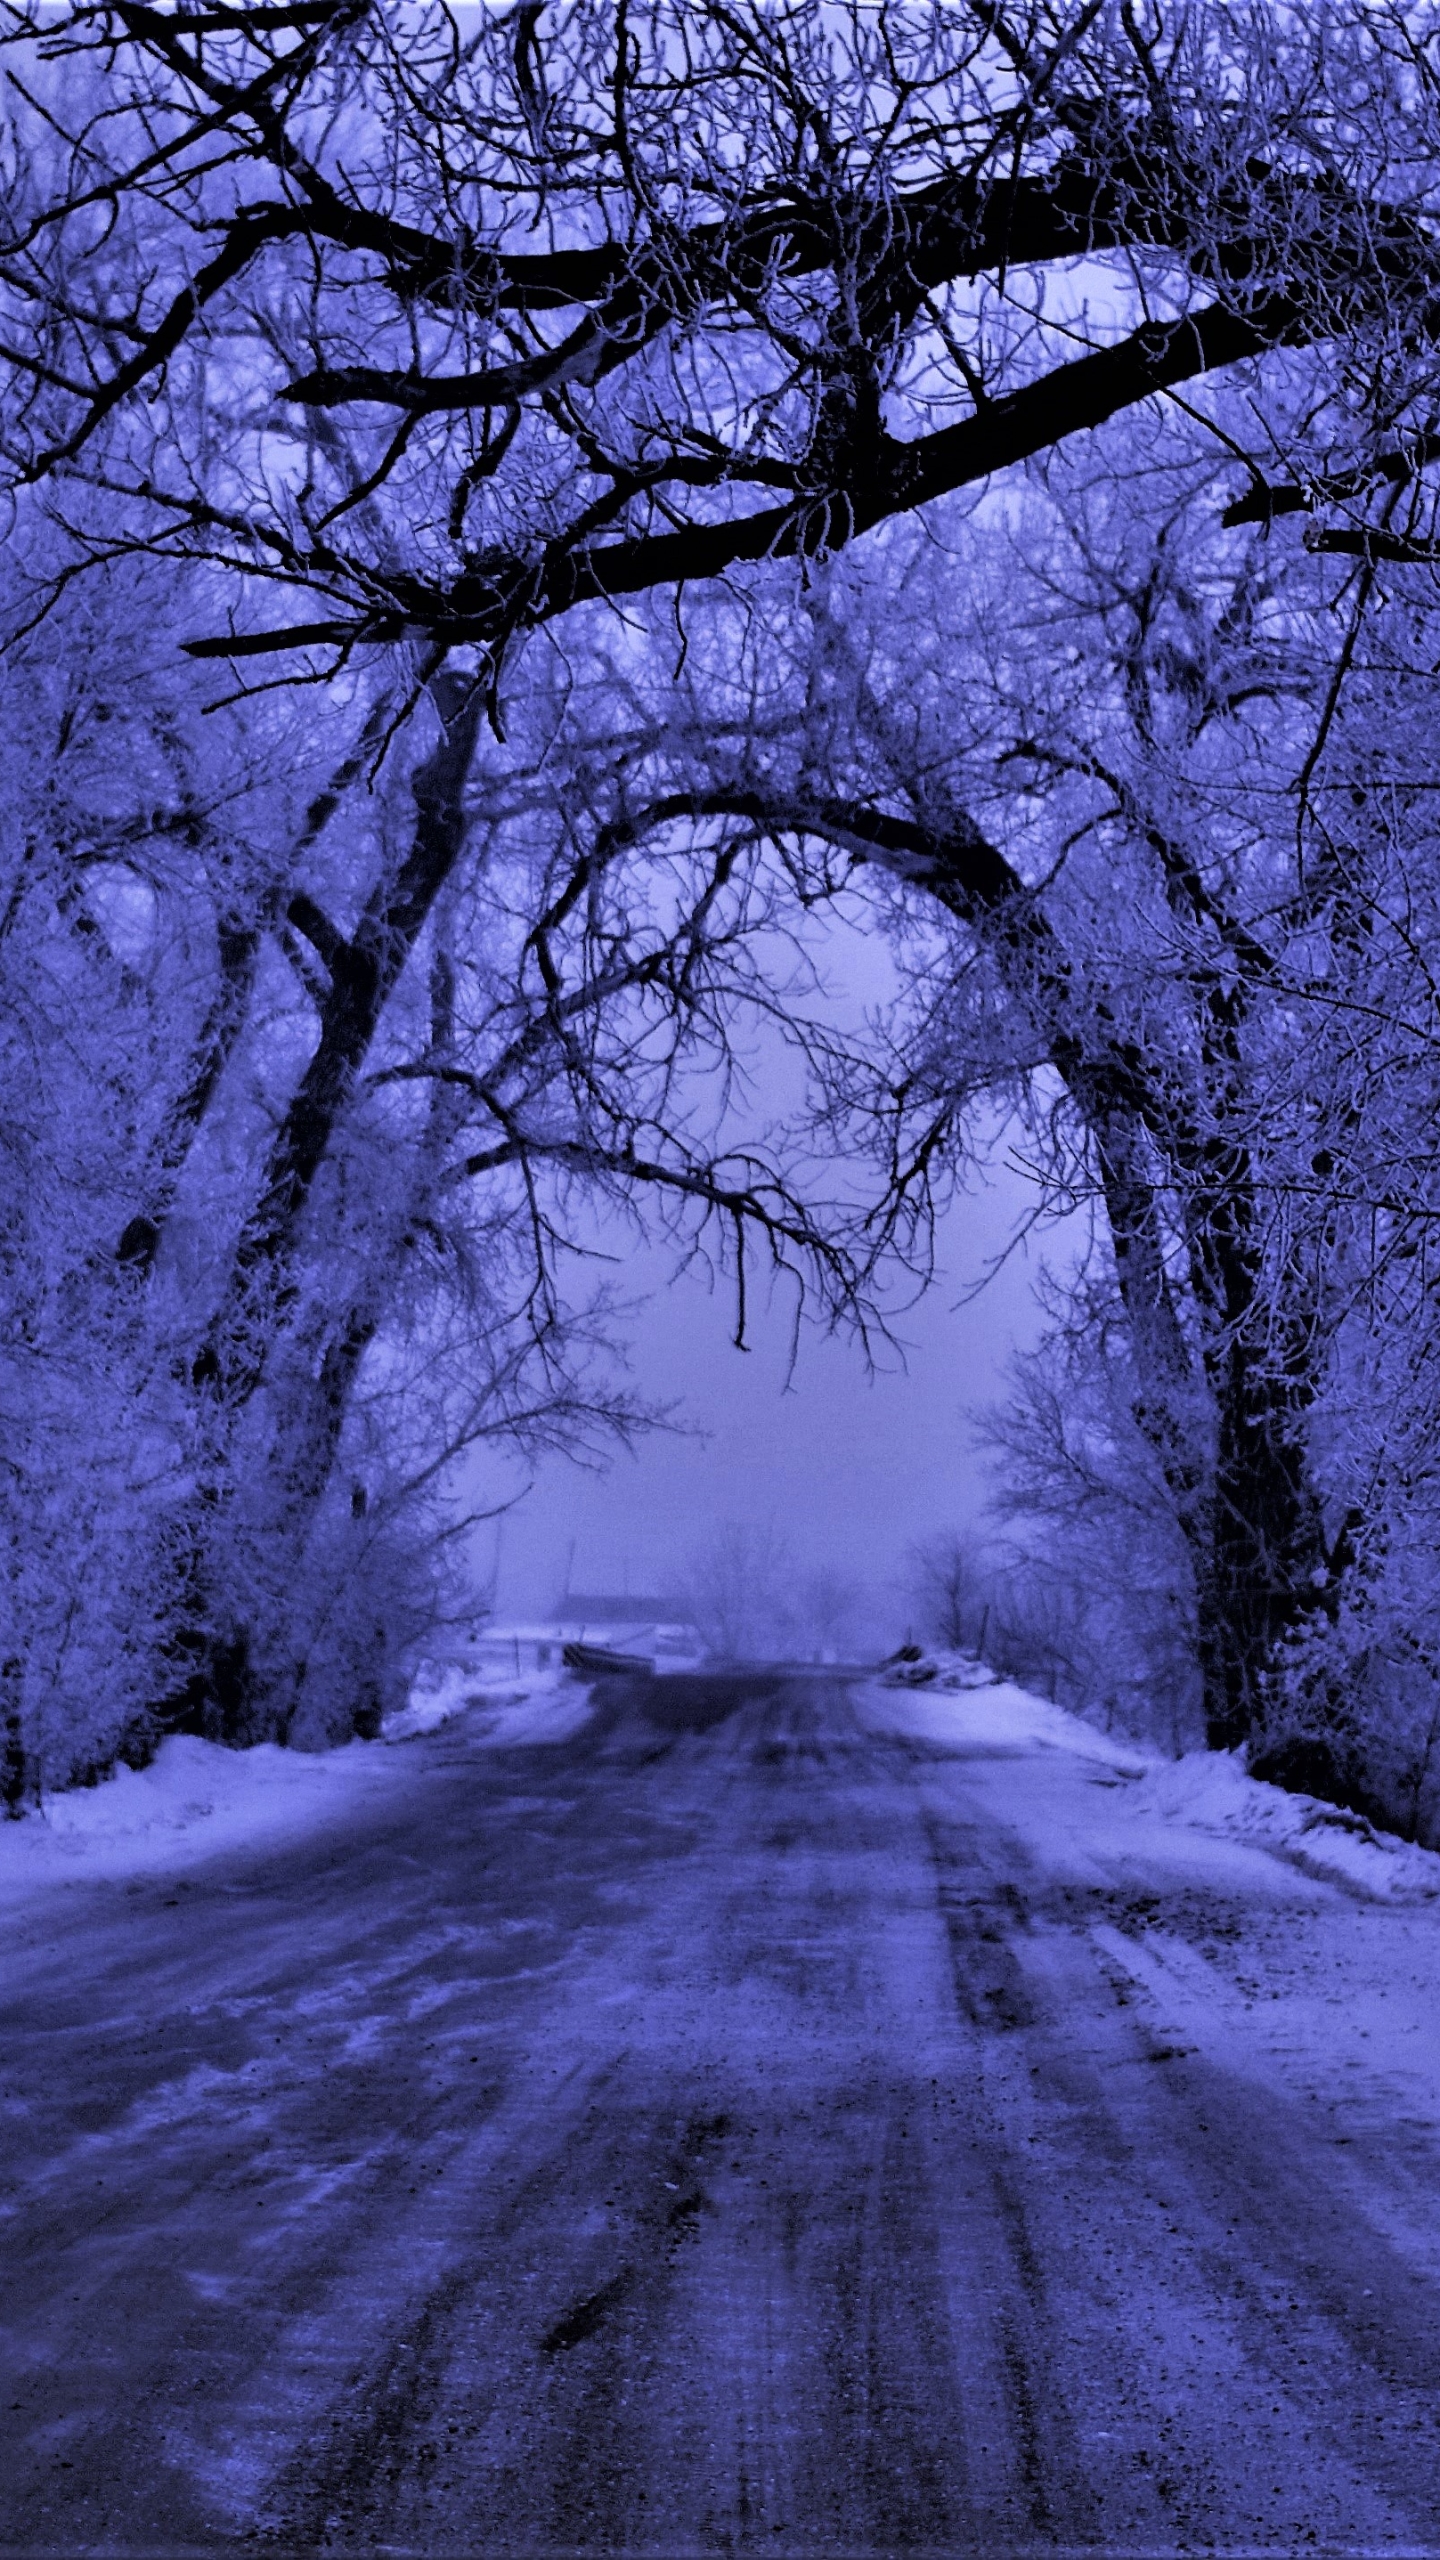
{"left": 7, "top": 2, "right": 1440, "bottom": 1836}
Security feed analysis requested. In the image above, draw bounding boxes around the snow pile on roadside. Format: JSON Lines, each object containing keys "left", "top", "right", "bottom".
{"left": 0, "top": 1667, "right": 595, "bottom": 1905}
{"left": 0, "top": 1733, "right": 392, "bottom": 1903}
{"left": 862, "top": 1666, "right": 1440, "bottom": 1899}
{"left": 383, "top": 1663, "right": 592, "bottom": 1748}
{"left": 383, "top": 1664, "right": 498, "bottom": 1740}
{"left": 1127, "top": 1751, "right": 1440, "bottom": 1902}
{"left": 858, "top": 1671, "right": 1151, "bottom": 1770}
{"left": 877, "top": 1647, "right": 999, "bottom": 1692}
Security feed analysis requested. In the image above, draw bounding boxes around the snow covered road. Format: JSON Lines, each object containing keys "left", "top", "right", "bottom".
{"left": 5, "top": 1669, "right": 1440, "bottom": 2556}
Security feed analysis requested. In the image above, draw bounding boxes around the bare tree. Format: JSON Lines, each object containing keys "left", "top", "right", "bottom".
{"left": 6, "top": 6, "right": 1440, "bottom": 673}
{"left": 682, "top": 1521, "right": 796, "bottom": 1662}
{"left": 791, "top": 1566, "right": 872, "bottom": 1665}
{"left": 906, "top": 1534, "right": 990, "bottom": 1656}
{"left": 11, "top": 6, "right": 1440, "bottom": 1791}
{"left": 0, "top": 529, "right": 908, "bottom": 1782}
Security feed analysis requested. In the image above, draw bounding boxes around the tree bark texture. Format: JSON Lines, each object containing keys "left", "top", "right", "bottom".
{"left": 161, "top": 672, "right": 484, "bottom": 1741}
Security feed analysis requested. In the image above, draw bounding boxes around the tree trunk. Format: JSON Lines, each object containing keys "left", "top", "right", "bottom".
{"left": 1191, "top": 1328, "right": 1332, "bottom": 1752}
{"left": 831, "top": 790, "right": 1341, "bottom": 1758}
{"left": 159, "top": 672, "right": 482, "bottom": 1740}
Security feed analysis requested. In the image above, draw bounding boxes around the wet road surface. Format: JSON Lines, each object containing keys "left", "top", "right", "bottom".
{"left": 4, "top": 1670, "right": 1440, "bottom": 2556}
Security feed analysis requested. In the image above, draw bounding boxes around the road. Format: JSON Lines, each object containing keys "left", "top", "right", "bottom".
{"left": 4, "top": 1668, "right": 1440, "bottom": 2557}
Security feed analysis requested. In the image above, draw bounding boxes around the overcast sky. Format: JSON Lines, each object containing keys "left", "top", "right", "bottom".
{"left": 481, "top": 1139, "right": 1064, "bottom": 1626}
{"left": 464, "top": 884, "right": 1086, "bottom": 1628}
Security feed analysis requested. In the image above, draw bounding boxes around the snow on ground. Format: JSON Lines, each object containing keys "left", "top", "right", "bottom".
{"left": 1126, "top": 1746, "right": 1440, "bottom": 1905}
{"left": 381, "top": 1661, "right": 592, "bottom": 1748}
{"left": 866, "top": 1655, "right": 1152, "bottom": 1769}
{"left": 860, "top": 1657, "right": 1440, "bottom": 1903}
{"left": 0, "top": 1670, "right": 596, "bottom": 1904}
{"left": 9, "top": 1654, "right": 1440, "bottom": 2156}
{"left": 875, "top": 1646, "right": 1006, "bottom": 1694}
{"left": 0, "top": 1734, "right": 396, "bottom": 1906}
{"left": 7, "top": 1647, "right": 1440, "bottom": 2256}
{"left": 857, "top": 1662, "right": 1440, "bottom": 2172}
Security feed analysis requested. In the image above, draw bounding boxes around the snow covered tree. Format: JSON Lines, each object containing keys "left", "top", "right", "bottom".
{"left": 0, "top": 527, "right": 903, "bottom": 1785}
{"left": 7, "top": 2, "right": 1440, "bottom": 672}
{"left": 11, "top": 4, "right": 1440, "bottom": 1788}
{"left": 510, "top": 405, "right": 1440, "bottom": 1790}
{"left": 0, "top": 546, "right": 366, "bottom": 1789}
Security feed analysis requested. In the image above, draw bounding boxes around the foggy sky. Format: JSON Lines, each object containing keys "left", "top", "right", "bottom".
{"left": 487, "top": 1152, "right": 1061, "bottom": 1623}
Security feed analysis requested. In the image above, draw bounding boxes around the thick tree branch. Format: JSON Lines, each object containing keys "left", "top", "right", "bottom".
{"left": 182, "top": 301, "right": 1303, "bottom": 666}
{"left": 1223, "top": 432, "right": 1440, "bottom": 527}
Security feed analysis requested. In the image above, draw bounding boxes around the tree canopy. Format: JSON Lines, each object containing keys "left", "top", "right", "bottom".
{"left": 10, "top": 4, "right": 1440, "bottom": 1816}
{"left": 6, "top": 3, "right": 1440, "bottom": 678}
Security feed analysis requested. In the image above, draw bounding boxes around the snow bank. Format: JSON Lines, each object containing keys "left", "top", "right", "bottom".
{"left": 382, "top": 1662, "right": 592, "bottom": 1749}
{"left": 875, "top": 1646, "right": 1002, "bottom": 1693}
{"left": 864, "top": 1658, "right": 1440, "bottom": 1903}
{"left": 1128, "top": 1751, "right": 1440, "bottom": 1903}
{"left": 859, "top": 1665, "right": 1151, "bottom": 1771}
{"left": 0, "top": 1732, "right": 392, "bottom": 1904}
{"left": 0, "top": 1664, "right": 598, "bottom": 1905}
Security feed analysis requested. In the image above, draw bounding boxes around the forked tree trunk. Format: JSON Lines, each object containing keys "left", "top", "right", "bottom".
{"left": 158, "top": 673, "right": 483, "bottom": 1742}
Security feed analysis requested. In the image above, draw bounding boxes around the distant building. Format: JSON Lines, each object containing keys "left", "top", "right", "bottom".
{"left": 463, "top": 1593, "right": 700, "bottom": 1679}
{"left": 553, "top": 1594, "right": 700, "bottom": 1662}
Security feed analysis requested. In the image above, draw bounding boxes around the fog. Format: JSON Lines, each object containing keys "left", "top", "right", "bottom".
{"left": 485, "top": 1151, "right": 1053, "bottom": 1625}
